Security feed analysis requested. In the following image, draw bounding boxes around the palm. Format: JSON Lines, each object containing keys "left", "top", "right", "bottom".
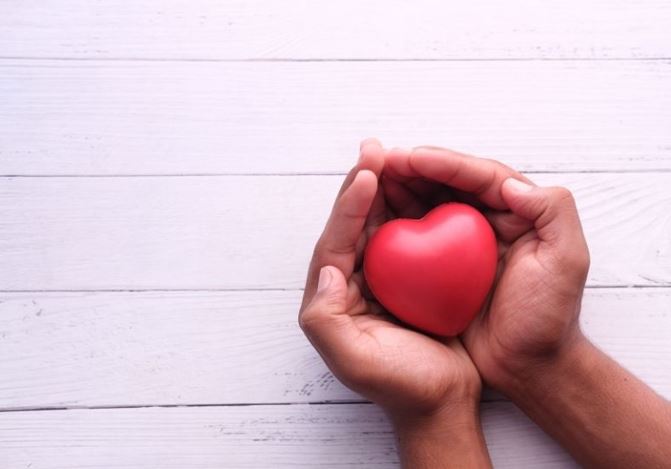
{"left": 371, "top": 171, "right": 561, "bottom": 380}
{"left": 490, "top": 245, "right": 550, "bottom": 346}
{"left": 463, "top": 226, "right": 585, "bottom": 383}
{"left": 370, "top": 144, "right": 591, "bottom": 399}
{"left": 465, "top": 237, "right": 546, "bottom": 354}
{"left": 343, "top": 276, "right": 477, "bottom": 411}
{"left": 329, "top": 164, "right": 479, "bottom": 410}
{"left": 301, "top": 141, "right": 481, "bottom": 413}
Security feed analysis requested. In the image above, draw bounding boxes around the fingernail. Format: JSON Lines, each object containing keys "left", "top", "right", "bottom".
{"left": 357, "top": 146, "right": 369, "bottom": 164}
{"left": 360, "top": 137, "right": 380, "bottom": 149}
{"left": 317, "top": 267, "right": 332, "bottom": 293}
{"left": 359, "top": 140, "right": 381, "bottom": 160}
{"left": 504, "top": 177, "right": 534, "bottom": 193}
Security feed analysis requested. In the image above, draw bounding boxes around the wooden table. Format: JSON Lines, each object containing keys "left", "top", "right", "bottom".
{"left": 1, "top": 1, "right": 670, "bottom": 467}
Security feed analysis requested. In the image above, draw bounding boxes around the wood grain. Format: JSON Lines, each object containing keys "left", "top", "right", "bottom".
{"left": 0, "top": 173, "right": 668, "bottom": 291}
{"left": 1, "top": 0, "right": 669, "bottom": 60}
{"left": 2, "top": 60, "right": 671, "bottom": 174}
{"left": 0, "top": 288, "right": 668, "bottom": 409}
{"left": 2, "top": 2, "right": 670, "bottom": 467}
{"left": 0, "top": 402, "right": 579, "bottom": 468}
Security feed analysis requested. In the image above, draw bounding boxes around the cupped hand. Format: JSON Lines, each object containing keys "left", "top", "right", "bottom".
{"left": 298, "top": 139, "right": 481, "bottom": 421}
{"left": 383, "top": 147, "right": 590, "bottom": 391}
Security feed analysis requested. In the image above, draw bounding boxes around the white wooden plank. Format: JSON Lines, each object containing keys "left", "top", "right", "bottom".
{"left": 1, "top": 0, "right": 669, "bottom": 60}
{"left": 0, "top": 402, "right": 577, "bottom": 468}
{"left": 0, "top": 288, "right": 668, "bottom": 409}
{"left": 0, "top": 173, "right": 668, "bottom": 290}
{"left": 1, "top": 60, "right": 671, "bottom": 174}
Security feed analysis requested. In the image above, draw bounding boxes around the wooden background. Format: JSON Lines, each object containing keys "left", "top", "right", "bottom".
{"left": 1, "top": 1, "right": 670, "bottom": 467}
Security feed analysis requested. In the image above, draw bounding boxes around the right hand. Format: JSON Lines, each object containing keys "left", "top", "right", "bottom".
{"left": 299, "top": 141, "right": 482, "bottom": 420}
{"left": 384, "top": 147, "right": 591, "bottom": 391}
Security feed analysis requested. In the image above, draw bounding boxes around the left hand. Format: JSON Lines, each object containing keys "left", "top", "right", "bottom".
{"left": 298, "top": 139, "right": 481, "bottom": 422}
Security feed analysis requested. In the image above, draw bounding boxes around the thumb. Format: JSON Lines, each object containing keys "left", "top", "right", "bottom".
{"left": 303, "top": 266, "right": 348, "bottom": 319}
{"left": 500, "top": 178, "right": 588, "bottom": 253}
{"left": 299, "top": 266, "right": 360, "bottom": 362}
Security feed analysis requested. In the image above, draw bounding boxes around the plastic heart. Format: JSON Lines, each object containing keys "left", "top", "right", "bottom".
{"left": 364, "top": 203, "right": 497, "bottom": 336}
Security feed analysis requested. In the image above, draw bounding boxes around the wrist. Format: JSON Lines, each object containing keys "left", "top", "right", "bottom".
{"left": 390, "top": 398, "right": 480, "bottom": 437}
{"left": 390, "top": 401, "right": 492, "bottom": 469}
{"left": 490, "top": 333, "right": 671, "bottom": 468}
{"left": 494, "top": 330, "right": 594, "bottom": 400}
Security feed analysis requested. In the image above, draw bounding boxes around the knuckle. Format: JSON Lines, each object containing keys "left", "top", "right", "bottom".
{"left": 298, "top": 307, "right": 319, "bottom": 334}
{"left": 562, "top": 250, "right": 582, "bottom": 269}
{"left": 557, "top": 245, "right": 590, "bottom": 275}
{"left": 484, "top": 157, "right": 505, "bottom": 170}
{"left": 484, "top": 158, "right": 513, "bottom": 173}
{"left": 584, "top": 248, "right": 591, "bottom": 268}
{"left": 312, "top": 236, "right": 333, "bottom": 262}
{"left": 548, "top": 186, "right": 576, "bottom": 205}
{"left": 569, "top": 247, "right": 591, "bottom": 272}
{"left": 474, "top": 167, "right": 498, "bottom": 195}
{"left": 314, "top": 238, "right": 354, "bottom": 260}
{"left": 312, "top": 240, "right": 324, "bottom": 261}
{"left": 314, "top": 233, "right": 327, "bottom": 252}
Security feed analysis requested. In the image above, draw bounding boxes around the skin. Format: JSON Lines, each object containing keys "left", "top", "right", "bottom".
{"left": 300, "top": 140, "right": 671, "bottom": 467}
{"left": 299, "top": 139, "right": 492, "bottom": 469}
{"left": 383, "top": 145, "right": 671, "bottom": 468}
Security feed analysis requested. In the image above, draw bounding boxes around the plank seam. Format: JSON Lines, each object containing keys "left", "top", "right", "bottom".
{"left": 0, "top": 398, "right": 511, "bottom": 414}
{"left": 0, "top": 285, "right": 667, "bottom": 293}
{"left": 1, "top": 56, "right": 671, "bottom": 63}
{"left": 1, "top": 169, "right": 671, "bottom": 179}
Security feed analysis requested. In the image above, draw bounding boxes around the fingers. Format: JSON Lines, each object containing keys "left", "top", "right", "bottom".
{"left": 382, "top": 148, "right": 462, "bottom": 218}
{"left": 500, "top": 178, "right": 590, "bottom": 271}
{"left": 299, "top": 266, "right": 363, "bottom": 366}
{"left": 386, "top": 146, "right": 532, "bottom": 210}
{"left": 360, "top": 139, "right": 387, "bottom": 234}
{"left": 384, "top": 150, "right": 443, "bottom": 195}
{"left": 486, "top": 211, "right": 534, "bottom": 243}
{"left": 335, "top": 139, "right": 384, "bottom": 200}
{"left": 365, "top": 183, "right": 387, "bottom": 232}
{"left": 305, "top": 169, "right": 378, "bottom": 303}
{"left": 358, "top": 138, "right": 385, "bottom": 178}
{"left": 381, "top": 175, "right": 429, "bottom": 218}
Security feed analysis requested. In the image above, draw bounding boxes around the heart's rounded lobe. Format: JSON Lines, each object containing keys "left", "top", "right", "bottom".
{"left": 364, "top": 203, "right": 497, "bottom": 336}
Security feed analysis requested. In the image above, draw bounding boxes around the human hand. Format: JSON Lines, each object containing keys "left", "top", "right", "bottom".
{"left": 383, "top": 147, "right": 590, "bottom": 393}
{"left": 299, "top": 140, "right": 491, "bottom": 468}
{"left": 383, "top": 147, "right": 671, "bottom": 469}
{"left": 300, "top": 139, "right": 480, "bottom": 415}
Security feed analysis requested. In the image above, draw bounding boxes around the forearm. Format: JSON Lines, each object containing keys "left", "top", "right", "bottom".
{"left": 391, "top": 404, "right": 492, "bottom": 469}
{"left": 504, "top": 334, "right": 671, "bottom": 468}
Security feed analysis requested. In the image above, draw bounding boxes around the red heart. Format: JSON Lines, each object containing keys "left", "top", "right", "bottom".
{"left": 364, "top": 203, "right": 497, "bottom": 336}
